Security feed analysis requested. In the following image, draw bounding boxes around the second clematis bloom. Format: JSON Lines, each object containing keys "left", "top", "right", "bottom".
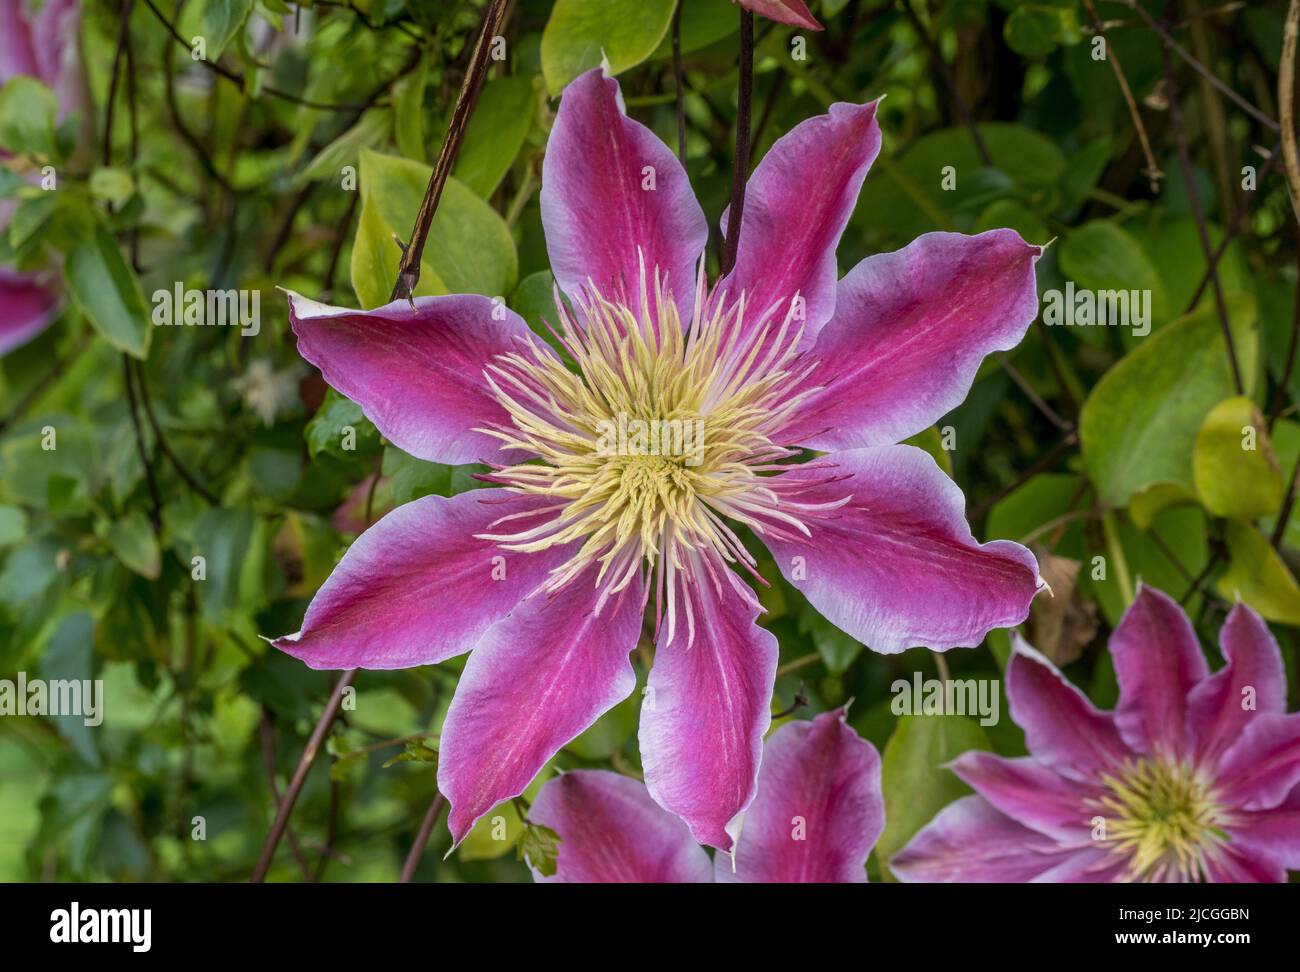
{"left": 272, "top": 67, "right": 1044, "bottom": 850}
{"left": 892, "top": 585, "right": 1300, "bottom": 883}
{"left": 527, "top": 709, "right": 882, "bottom": 882}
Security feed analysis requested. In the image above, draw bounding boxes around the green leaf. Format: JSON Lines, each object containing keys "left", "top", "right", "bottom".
{"left": 41, "top": 613, "right": 100, "bottom": 767}
{"left": 1218, "top": 521, "right": 1300, "bottom": 625}
{"left": 1080, "top": 294, "right": 1258, "bottom": 508}
{"left": 903, "top": 426, "right": 955, "bottom": 477}
{"left": 797, "top": 606, "right": 863, "bottom": 675}
{"left": 974, "top": 198, "right": 1049, "bottom": 245}
{"left": 64, "top": 226, "right": 152, "bottom": 359}
{"left": 0, "top": 76, "right": 58, "bottom": 158}
{"left": 200, "top": 0, "right": 255, "bottom": 60}
{"left": 88, "top": 167, "right": 135, "bottom": 207}
{"left": 1129, "top": 217, "right": 1250, "bottom": 325}
{"left": 295, "top": 109, "right": 392, "bottom": 187}
{"left": 1192, "top": 396, "right": 1284, "bottom": 519}
{"left": 382, "top": 446, "right": 452, "bottom": 505}
{"left": 452, "top": 76, "right": 536, "bottom": 197}
{"left": 1004, "top": 5, "right": 1064, "bottom": 58}
{"left": 349, "top": 198, "right": 411, "bottom": 309}
{"left": 305, "top": 387, "right": 380, "bottom": 460}
{"left": 649, "top": 1, "right": 738, "bottom": 57}
{"left": 392, "top": 57, "right": 429, "bottom": 163}
{"left": 877, "top": 714, "right": 990, "bottom": 881}
{"left": 517, "top": 821, "right": 562, "bottom": 877}
{"left": 381, "top": 740, "right": 437, "bottom": 768}
{"left": 541, "top": 0, "right": 678, "bottom": 96}
{"left": 459, "top": 767, "right": 553, "bottom": 862}
{"left": 349, "top": 148, "right": 517, "bottom": 309}
{"left": 856, "top": 124, "right": 1065, "bottom": 240}
{"left": 1058, "top": 220, "right": 1168, "bottom": 326}
{"left": 0, "top": 505, "right": 27, "bottom": 547}
{"left": 100, "top": 511, "right": 161, "bottom": 580}
{"left": 192, "top": 507, "right": 256, "bottom": 621}
{"left": 1087, "top": 505, "right": 1208, "bottom": 628}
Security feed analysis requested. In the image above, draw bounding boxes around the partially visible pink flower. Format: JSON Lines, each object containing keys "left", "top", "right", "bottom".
{"left": 331, "top": 473, "right": 392, "bottom": 534}
{"left": 893, "top": 585, "right": 1300, "bottom": 883}
{"left": 527, "top": 709, "right": 882, "bottom": 883}
{"left": 272, "top": 67, "right": 1044, "bottom": 852}
{"left": 0, "top": 0, "right": 83, "bottom": 113}
{"left": 0, "top": 0, "right": 82, "bottom": 356}
{"left": 736, "top": 0, "right": 823, "bottom": 31}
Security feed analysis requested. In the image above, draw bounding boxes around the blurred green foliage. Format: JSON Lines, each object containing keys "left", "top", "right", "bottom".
{"left": 0, "top": 0, "right": 1296, "bottom": 882}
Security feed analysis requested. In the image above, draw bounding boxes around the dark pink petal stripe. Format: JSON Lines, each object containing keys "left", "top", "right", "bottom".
{"left": 782, "top": 230, "right": 1042, "bottom": 451}
{"left": 639, "top": 569, "right": 778, "bottom": 851}
{"left": 763, "top": 446, "right": 1041, "bottom": 653}
{"left": 718, "top": 100, "right": 881, "bottom": 346}
{"left": 541, "top": 68, "right": 707, "bottom": 321}
{"left": 438, "top": 567, "right": 646, "bottom": 845}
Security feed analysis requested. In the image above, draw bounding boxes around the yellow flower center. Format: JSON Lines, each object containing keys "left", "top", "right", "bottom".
{"left": 476, "top": 262, "right": 835, "bottom": 640}
{"left": 1095, "top": 758, "right": 1228, "bottom": 882}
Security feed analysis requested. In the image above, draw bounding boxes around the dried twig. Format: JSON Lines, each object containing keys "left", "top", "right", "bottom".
{"left": 389, "top": 0, "right": 510, "bottom": 303}
{"left": 251, "top": 670, "right": 357, "bottom": 882}
{"left": 720, "top": 8, "right": 755, "bottom": 276}
{"left": 1082, "top": 0, "right": 1162, "bottom": 190}
{"left": 399, "top": 793, "right": 447, "bottom": 883}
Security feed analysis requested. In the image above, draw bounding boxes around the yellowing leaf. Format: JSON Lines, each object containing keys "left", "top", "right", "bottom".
{"left": 1218, "top": 521, "right": 1300, "bottom": 625}
{"left": 1193, "top": 396, "right": 1284, "bottom": 519}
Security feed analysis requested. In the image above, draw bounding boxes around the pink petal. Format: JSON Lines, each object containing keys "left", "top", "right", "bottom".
{"left": 721, "top": 709, "right": 882, "bottom": 883}
{"left": 949, "top": 752, "right": 1096, "bottom": 843}
{"left": 1215, "top": 713, "right": 1300, "bottom": 811}
{"left": 1203, "top": 846, "right": 1287, "bottom": 883}
{"left": 541, "top": 69, "right": 707, "bottom": 319}
{"left": 890, "top": 795, "right": 1072, "bottom": 882}
{"left": 271, "top": 490, "right": 568, "bottom": 670}
{"left": 1188, "top": 601, "right": 1287, "bottom": 768}
{"left": 528, "top": 770, "right": 713, "bottom": 883}
{"left": 1229, "top": 786, "right": 1300, "bottom": 871}
{"left": 439, "top": 569, "right": 647, "bottom": 844}
{"left": 1006, "top": 637, "right": 1131, "bottom": 781}
{"left": 719, "top": 100, "right": 881, "bottom": 345}
{"left": 639, "top": 569, "right": 779, "bottom": 851}
{"left": 1109, "top": 585, "right": 1208, "bottom": 761}
{"left": 0, "top": 0, "right": 39, "bottom": 82}
{"left": 31, "top": 0, "right": 82, "bottom": 122}
{"left": 1030, "top": 849, "right": 1131, "bottom": 883}
{"left": 736, "top": 0, "right": 823, "bottom": 31}
{"left": 286, "top": 290, "right": 531, "bottom": 466}
{"left": 0, "top": 270, "right": 58, "bottom": 356}
{"left": 764, "top": 446, "right": 1041, "bottom": 653}
{"left": 782, "top": 231, "right": 1042, "bottom": 451}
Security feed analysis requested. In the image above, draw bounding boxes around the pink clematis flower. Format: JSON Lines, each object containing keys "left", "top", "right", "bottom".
{"left": 0, "top": 0, "right": 81, "bottom": 356}
{"left": 735, "top": 0, "right": 823, "bottom": 31}
{"left": 527, "top": 709, "right": 882, "bottom": 882}
{"left": 272, "top": 67, "right": 1044, "bottom": 850}
{"left": 893, "top": 585, "right": 1300, "bottom": 883}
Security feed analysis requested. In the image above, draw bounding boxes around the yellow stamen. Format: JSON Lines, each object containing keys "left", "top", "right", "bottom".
{"left": 475, "top": 258, "right": 833, "bottom": 643}
{"left": 1093, "top": 758, "right": 1229, "bottom": 882}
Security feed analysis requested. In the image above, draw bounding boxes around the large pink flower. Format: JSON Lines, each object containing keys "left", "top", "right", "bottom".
{"left": 0, "top": 0, "right": 81, "bottom": 356}
{"left": 527, "top": 709, "right": 882, "bottom": 882}
{"left": 893, "top": 585, "right": 1300, "bottom": 883}
{"left": 272, "top": 68, "right": 1044, "bottom": 850}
